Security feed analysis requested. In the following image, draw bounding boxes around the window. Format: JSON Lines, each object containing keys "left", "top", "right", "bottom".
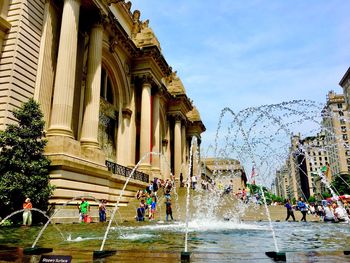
{"left": 337, "top": 103, "right": 343, "bottom": 109}
{"left": 341, "top": 126, "right": 347, "bottom": 133}
{"left": 340, "top": 119, "right": 346, "bottom": 125}
{"left": 343, "top": 134, "right": 348, "bottom": 140}
{"left": 100, "top": 68, "right": 114, "bottom": 104}
{"left": 339, "top": 111, "right": 344, "bottom": 116}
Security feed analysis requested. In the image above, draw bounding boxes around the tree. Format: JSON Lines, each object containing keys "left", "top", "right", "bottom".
{"left": 0, "top": 98, "right": 54, "bottom": 220}
{"left": 331, "top": 174, "right": 350, "bottom": 195}
{"left": 308, "top": 196, "right": 316, "bottom": 203}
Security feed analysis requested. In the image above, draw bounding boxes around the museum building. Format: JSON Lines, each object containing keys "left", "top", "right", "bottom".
{"left": 0, "top": 0, "right": 205, "bottom": 212}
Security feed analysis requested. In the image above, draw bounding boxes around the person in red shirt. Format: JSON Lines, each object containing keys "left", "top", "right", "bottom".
{"left": 23, "top": 198, "right": 32, "bottom": 226}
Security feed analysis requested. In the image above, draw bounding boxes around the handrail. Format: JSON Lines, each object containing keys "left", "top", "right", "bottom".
{"left": 105, "top": 160, "right": 149, "bottom": 183}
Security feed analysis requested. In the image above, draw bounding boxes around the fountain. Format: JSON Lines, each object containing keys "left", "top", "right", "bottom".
{"left": 0, "top": 100, "right": 350, "bottom": 262}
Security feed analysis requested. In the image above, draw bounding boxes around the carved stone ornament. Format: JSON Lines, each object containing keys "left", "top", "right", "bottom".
{"left": 106, "top": 0, "right": 124, "bottom": 6}
{"left": 122, "top": 108, "right": 132, "bottom": 119}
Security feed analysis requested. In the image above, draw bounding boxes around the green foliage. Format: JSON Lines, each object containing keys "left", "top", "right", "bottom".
{"left": 321, "top": 191, "right": 332, "bottom": 199}
{"left": 291, "top": 197, "right": 296, "bottom": 204}
{"left": 271, "top": 195, "right": 284, "bottom": 203}
{"left": 308, "top": 196, "right": 316, "bottom": 203}
{"left": 331, "top": 174, "right": 350, "bottom": 195}
{"left": 0, "top": 98, "right": 54, "bottom": 219}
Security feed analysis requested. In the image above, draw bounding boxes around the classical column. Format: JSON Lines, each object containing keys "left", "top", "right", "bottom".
{"left": 152, "top": 93, "right": 160, "bottom": 172}
{"left": 34, "top": 0, "right": 60, "bottom": 130}
{"left": 161, "top": 139, "right": 168, "bottom": 180}
{"left": 129, "top": 88, "right": 136, "bottom": 166}
{"left": 165, "top": 120, "right": 171, "bottom": 178}
{"left": 117, "top": 109, "right": 132, "bottom": 166}
{"left": 47, "top": 0, "right": 80, "bottom": 137}
{"left": 192, "top": 137, "right": 199, "bottom": 177}
{"left": 174, "top": 116, "right": 182, "bottom": 179}
{"left": 139, "top": 80, "right": 152, "bottom": 166}
{"left": 80, "top": 24, "right": 103, "bottom": 148}
{"left": 181, "top": 124, "right": 186, "bottom": 168}
{"left": 0, "top": 0, "right": 11, "bottom": 58}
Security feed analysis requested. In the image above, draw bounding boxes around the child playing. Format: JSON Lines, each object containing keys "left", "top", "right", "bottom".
{"left": 150, "top": 196, "right": 157, "bottom": 220}
{"left": 136, "top": 199, "right": 146, "bottom": 221}
{"left": 165, "top": 198, "right": 174, "bottom": 221}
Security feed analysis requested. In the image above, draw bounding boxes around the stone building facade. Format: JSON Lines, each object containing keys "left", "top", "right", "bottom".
{"left": 0, "top": 0, "right": 205, "bottom": 213}
{"left": 322, "top": 91, "right": 350, "bottom": 177}
{"left": 201, "top": 158, "right": 245, "bottom": 193}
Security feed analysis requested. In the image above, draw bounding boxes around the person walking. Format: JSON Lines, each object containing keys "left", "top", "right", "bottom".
{"left": 22, "top": 198, "right": 32, "bottom": 226}
{"left": 297, "top": 197, "right": 308, "bottom": 222}
{"left": 285, "top": 199, "right": 296, "bottom": 221}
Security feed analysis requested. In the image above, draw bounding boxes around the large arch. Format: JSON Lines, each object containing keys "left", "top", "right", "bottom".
{"left": 101, "top": 41, "right": 131, "bottom": 108}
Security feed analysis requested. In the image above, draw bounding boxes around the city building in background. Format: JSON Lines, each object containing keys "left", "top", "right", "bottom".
{"left": 322, "top": 91, "right": 350, "bottom": 178}
{"left": 201, "top": 158, "right": 245, "bottom": 193}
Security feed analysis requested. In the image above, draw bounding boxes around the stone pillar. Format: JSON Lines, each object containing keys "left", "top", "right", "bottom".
{"left": 192, "top": 137, "right": 199, "bottom": 177}
{"left": 181, "top": 124, "right": 186, "bottom": 171}
{"left": 34, "top": 0, "right": 59, "bottom": 130}
{"left": 117, "top": 109, "right": 132, "bottom": 166}
{"left": 161, "top": 139, "right": 168, "bottom": 180}
{"left": 139, "top": 80, "right": 152, "bottom": 166}
{"left": 0, "top": 0, "right": 11, "bottom": 58}
{"left": 80, "top": 24, "right": 103, "bottom": 148}
{"left": 129, "top": 88, "right": 136, "bottom": 166}
{"left": 152, "top": 93, "right": 160, "bottom": 173}
{"left": 47, "top": 0, "right": 80, "bottom": 137}
{"left": 165, "top": 120, "right": 171, "bottom": 178}
{"left": 174, "top": 116, "right": 182, "bottom": 179}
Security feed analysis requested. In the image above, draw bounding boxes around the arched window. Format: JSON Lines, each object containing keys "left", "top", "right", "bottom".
{"left": 100, "top": 67, "right": 114, "bottom": 104}
{"left": 98, "top": 67, "right": 117, "bottom": 161}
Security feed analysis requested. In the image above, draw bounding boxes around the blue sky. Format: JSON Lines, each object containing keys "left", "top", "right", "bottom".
{"left": 131, "top": 0, "right": 350, "bottom": 152}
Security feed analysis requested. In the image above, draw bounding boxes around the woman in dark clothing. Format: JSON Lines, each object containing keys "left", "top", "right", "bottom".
{"left": 285, "top": 199, "right": 296, "bottom": 221}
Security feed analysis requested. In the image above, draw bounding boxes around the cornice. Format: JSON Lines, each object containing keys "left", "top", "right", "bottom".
{"left": 339, "top": 67, "right": 350, "bottom": 87}
{"left": 138, "top": 46, "right": 172, "bottom": 76}
{"left": 105, "top": 9, "right": 139, "bottom": 57}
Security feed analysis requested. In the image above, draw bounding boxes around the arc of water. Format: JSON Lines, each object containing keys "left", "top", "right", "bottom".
{"left": 214, "top": 107, "right": 280, "bottom": 252}
{"left": 32, "top": 195, "right": 102, "bottom": 248}
{"left": 0, "top": 208, "right": 65, "bottom": 241}
{"left": 100, "top": 152, "right": 165, "bottom": 251}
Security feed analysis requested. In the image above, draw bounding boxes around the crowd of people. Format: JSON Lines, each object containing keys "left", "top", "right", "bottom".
{"left": 135, "top": 177, "right": 175, "bottom": 222}
{"left": 285, "top": 197, "right": 350, "bottom": 223}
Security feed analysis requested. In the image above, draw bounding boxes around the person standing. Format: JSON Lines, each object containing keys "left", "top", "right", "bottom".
{"left": 150, "top": 196, "right": 157, "bottom": 220}
{"left": 22, "top": 198, "right": 32, "bottom": 226}
{"left": 191, "top": 175, "right": 197, "bottom": 190}
{"left": 165, "top": 198, "right": 174, "bottom": 221}
{"left": 285, "top": 199, "right": 296, "bottom": 221}
{"left": 80, "top": 198, "right": 90, "bottom": 223}
{"left": 99, "top": 200, "right": 106, "bottom": 222}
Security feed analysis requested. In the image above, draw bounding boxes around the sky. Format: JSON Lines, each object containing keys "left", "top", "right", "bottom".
{"left": 131, "top": 0, "right": 350, "bottom": 154}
